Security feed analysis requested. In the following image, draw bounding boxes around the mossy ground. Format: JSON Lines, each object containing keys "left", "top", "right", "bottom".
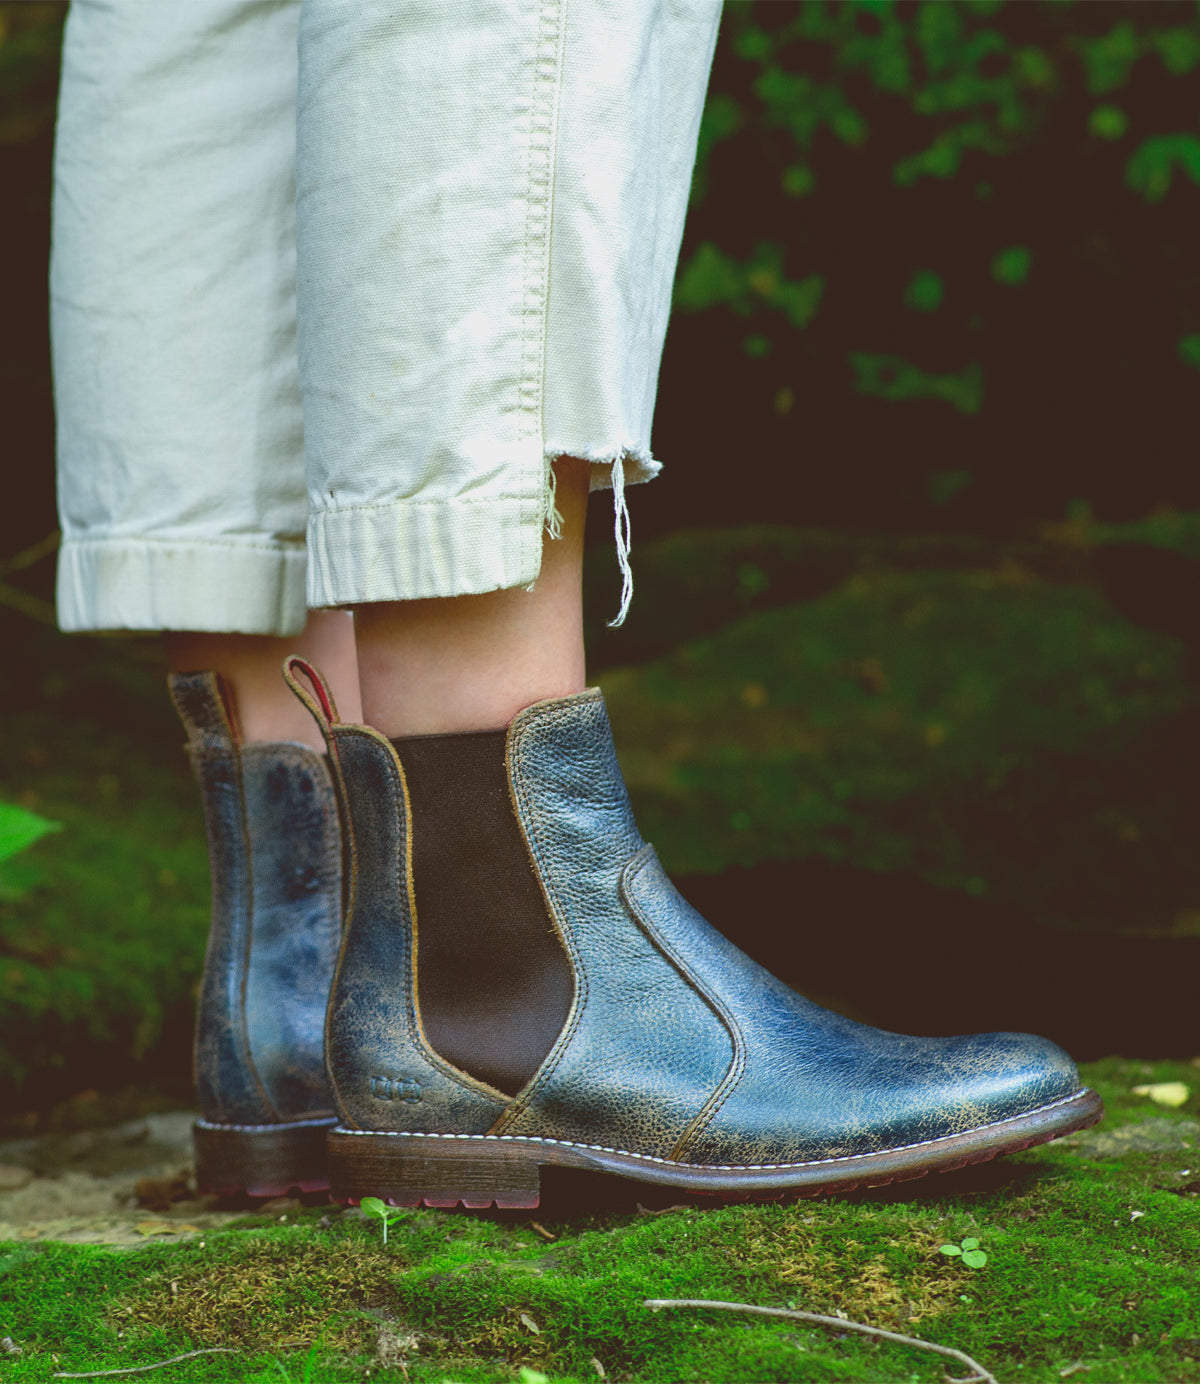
{"left": 0, "top": 1059, "right": 1197, "bottom": 1383}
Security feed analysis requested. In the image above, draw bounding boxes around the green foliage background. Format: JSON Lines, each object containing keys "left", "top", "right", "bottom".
{"left": 650, "top": 0, "right": 1200, "bottom": 539}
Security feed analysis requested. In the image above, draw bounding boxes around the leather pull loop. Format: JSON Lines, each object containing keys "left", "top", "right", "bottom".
{"left": 168, "top": 669, "right": 241, "bottom": 751}
{"left": 282, "top": 657, "right": 341, "bottom": 738}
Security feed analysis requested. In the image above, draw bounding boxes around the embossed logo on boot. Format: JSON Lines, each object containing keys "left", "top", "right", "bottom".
{"left": 370, "top": 1076, "right": 422, "bottom": 1103}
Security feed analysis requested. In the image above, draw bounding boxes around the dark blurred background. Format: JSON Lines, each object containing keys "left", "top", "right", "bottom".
{"left": 2, "top": 1, "right": 1199, "bottom": 1121}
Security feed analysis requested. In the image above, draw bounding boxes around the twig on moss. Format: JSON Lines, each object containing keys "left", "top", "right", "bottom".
{"left": 644, "top": 1298, "right": 1000, "bottom": 1384}
{"left": 52, "top": 1347, "right": 236, "bottom": 1378}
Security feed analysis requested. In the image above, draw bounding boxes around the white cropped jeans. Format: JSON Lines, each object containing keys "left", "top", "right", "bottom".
{"left": 52, "top": 0, "right": 721, "bottom": 636}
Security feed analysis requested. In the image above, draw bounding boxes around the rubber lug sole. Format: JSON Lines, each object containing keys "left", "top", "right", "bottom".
{"left": 194, "top": 1116, "right": 336, "bottom": 1198}
{"left": 328, "top": 1087, "right": 1103, "bottom": 1211}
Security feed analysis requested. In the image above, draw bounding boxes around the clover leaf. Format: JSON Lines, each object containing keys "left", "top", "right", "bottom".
{"left": 360, "top": 1195, "right": 407, "bottom": 1245}
{"left": 939, "top": 1236, "right": 988, "bottom": 1268}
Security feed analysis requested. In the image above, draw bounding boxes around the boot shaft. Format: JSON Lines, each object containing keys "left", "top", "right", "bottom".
{"left": 317, "top": 685, "right": 735, "bottom": 1147}
{"left": 170, "top": 671, "right": 342, "bottom": 1125}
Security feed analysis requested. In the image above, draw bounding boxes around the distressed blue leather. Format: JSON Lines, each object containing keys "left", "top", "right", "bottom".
{"left": 171, "top": 672, "right": 341, "bottom": 1126}
{"left": 494, "top": 694, "right": 734, "bottom": 1154}
{"left": 495, "top": 692, "right": 1080, "bottom": 1162}
{"left": 328, "top": 687, "right": 1083, "bottom": 1165}
{"left": 324, "top": 724, "right": 507, "bottom": 1134}
{"left": 624, "top": 846, "right": 1078, "bottom": 1164}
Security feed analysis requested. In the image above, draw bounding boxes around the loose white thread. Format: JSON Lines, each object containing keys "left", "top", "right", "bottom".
{"left": 608, "top": 454, "right": 634, "bottom": 627}
{"left": 542, "top": 457, "right": 564, "bottom": 540}
{"left": 526, "top": 458, "right": 567, "bottom": 592}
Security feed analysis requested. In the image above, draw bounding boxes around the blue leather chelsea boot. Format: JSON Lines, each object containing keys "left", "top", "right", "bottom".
{"left": 285, "top": 660, "right": 1102, "bottom": 1210}
{"left": 170, "top": 671, "right": 343, "bottom": 1196}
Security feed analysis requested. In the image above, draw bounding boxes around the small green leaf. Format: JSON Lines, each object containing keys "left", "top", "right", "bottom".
{"left": 850, "top": 353, "right": 983, "bottom": 415}
{"left": 778, "top": 274, "right": 825, "bottom": 330}
{"left": 939, "top": 1243, "right": 963, "bottom": 1256}
{"left": 831, "top": 106, "right": 868, "bottom": 147}
{"left": 1014, "top": 46, "right": 1055, "bottom": 89}
{"left": 962, "top": 1249, "right": 989, "bottom": 1268}
{"left": 992, "top": 245, "right": 1031, "bottom": 286}
{"left": 1126, "top": 133, "right": 1200, "bottom": 203}
{"left": 960, "top": 1237, "right": 981, "bottom": 1251}
{"left": 359, "top": 1196, "right": 402, "bottom": 1244}
{"left": 1178, "top": 335, "right": 1200, "bottom": 370}
{"left": 734, "top": 26, "right": 771, "bottom": 61}
{"left": 0, "top": 802, "right": 60, "bottom": 867}
{"left": 1077, "top": 21, "right": 1141, "bottom": 95}
{"left": 1089, "top": 104, "right": 1128, "bottom": 141}
{"left": 905, "top": 270, "right": 945, "bottom": 313}
{"left": 1154, "top": 27, "right": 1200, "bottom": 77}
{"left": 782, "top": 163, "right": 815, "bottom": 198}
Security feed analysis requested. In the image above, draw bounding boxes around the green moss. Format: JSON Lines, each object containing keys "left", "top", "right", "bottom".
{"left": 602, "top": 567, "right": 1192, "bottom": 935}
{"left": 0, "top": 712, "right": 207, "bottom": 1103}
{"left": 584, "top": 520, "right": 1191, "bottom": 673}
{"left": 0, "top": 1062, "right": 1196, "bottom": 1382}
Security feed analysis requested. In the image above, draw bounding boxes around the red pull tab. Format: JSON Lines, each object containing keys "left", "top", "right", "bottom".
{"left": 282, "top": 657, "right": 341, "bottom": 736}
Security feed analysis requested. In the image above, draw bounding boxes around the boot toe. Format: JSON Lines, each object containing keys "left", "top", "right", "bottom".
{"left": 683, "top": 1025, "right": 1084, "bottom": 1169}
{"left": 944, "top": 1029, "right": 1080, "bottom": 1125}
{"left": 877, "top": 1027, "right": 1084, "bottom": 1155}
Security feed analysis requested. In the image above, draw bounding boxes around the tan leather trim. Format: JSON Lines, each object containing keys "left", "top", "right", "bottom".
{"left": 620, "top": 845, "right": 745, "bottom": 1162}
{"left": 486, "top": 698, "right": 593, "bottom": 1135}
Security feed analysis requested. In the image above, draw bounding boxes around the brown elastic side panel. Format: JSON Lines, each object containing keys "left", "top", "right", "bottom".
{"left": 393, "top": 729, "right": 575, "bottom": 1097}
{"left": 393, "top": 730, "right": 578, "bottom": 1096}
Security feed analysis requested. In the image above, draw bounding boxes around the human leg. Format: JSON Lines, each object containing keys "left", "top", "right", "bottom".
{"left": 353, "top": 457, "right": 586, "bottom": 738}
{"left": 53, "top": 0, "right": 347, "bottom": 1194}
{"left": 169, "top": 610, "right": 362, "bottom": 751}
{"left": 280, "top": 2, "right": 1099, "bottom": 1209}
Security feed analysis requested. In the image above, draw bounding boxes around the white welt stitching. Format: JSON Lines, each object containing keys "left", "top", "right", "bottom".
{"left": 330, "top": 1091, "right": 1089, "bottom": 1171}
{"left": 195, "top": 1116, "right": 337, "bottom": 1134}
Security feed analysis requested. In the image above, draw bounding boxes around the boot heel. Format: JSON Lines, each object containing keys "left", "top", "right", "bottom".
{"left": 328, "top": 1130, "right": 541, "bottom": 1209}
{"left": 194, "top": 1117, "right": 335, "bottom": 1198}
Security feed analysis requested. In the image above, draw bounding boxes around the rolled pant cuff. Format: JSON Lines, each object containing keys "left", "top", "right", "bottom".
{"left": 56, "top": 537, "right": 309, "bottom": 636}
{"left": 306, "top": 493, "right": 549, "bottom": 608}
